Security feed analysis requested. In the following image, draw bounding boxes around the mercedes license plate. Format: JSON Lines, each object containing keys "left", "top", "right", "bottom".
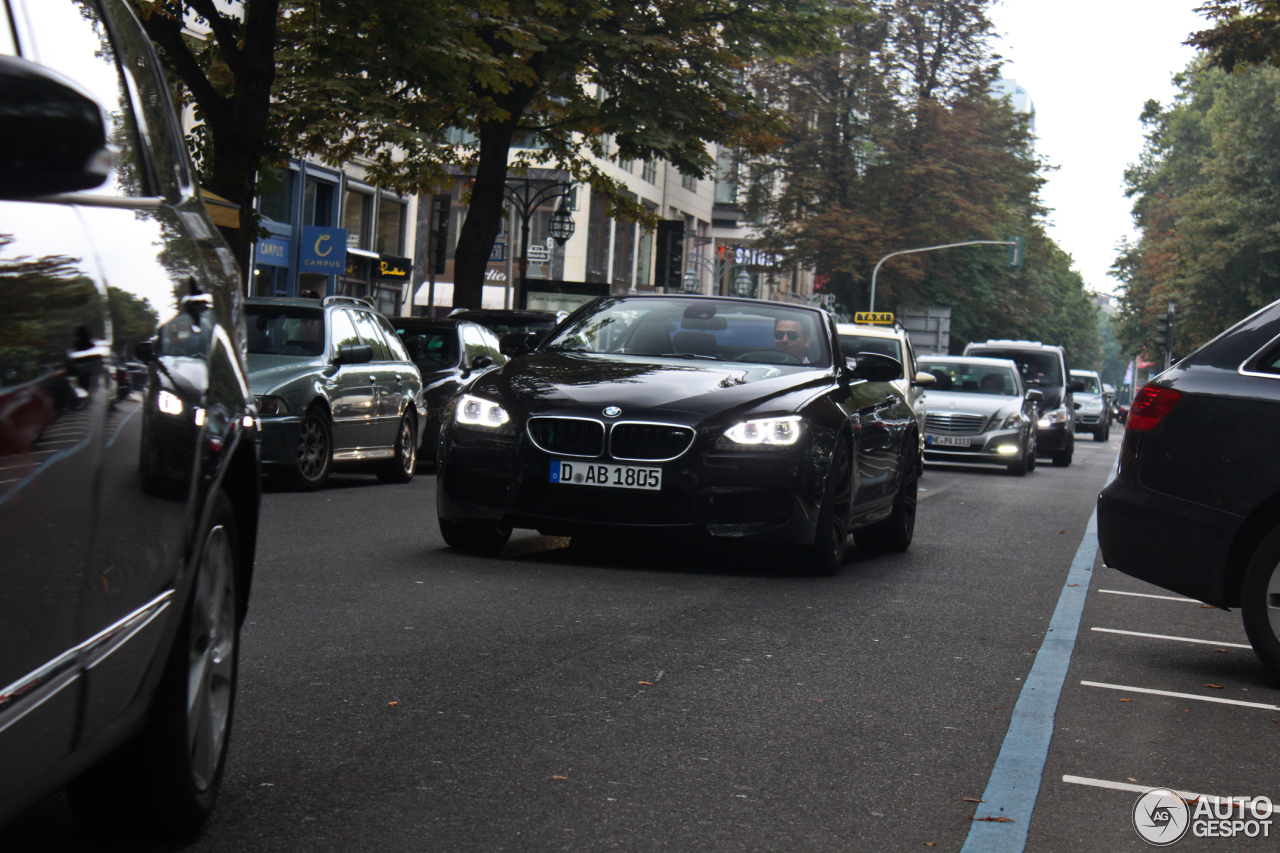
{"left": 550, "top": 460, "right": 661, "bottom": 490}
{"left": 927, "top": 434, "right": 970, "bottom": 448}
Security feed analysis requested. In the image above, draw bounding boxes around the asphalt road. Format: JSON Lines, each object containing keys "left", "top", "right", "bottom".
{"left": 11, "top": 429, "right": 1280, "bottom": 851}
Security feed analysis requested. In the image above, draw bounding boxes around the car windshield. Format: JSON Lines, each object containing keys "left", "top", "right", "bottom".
{"left": 544, "top": 298, "right": 832, "bottom": 367}
{"left": 471, "top": 316, "right": 557, "bottom": 336}
{"left": 967, "top": 348, "right": 1062, "bottom": 387}
{"left": 246, "top": 306, "right": 325, "bottom": 357}
{"left": 839, "top": 334, "right": 902, "bottom": 362}
{"left": 397, "top": 328, "right": 459, "bottom": 368}
{"left": 920, "top": 361, "right": 1020, "bottom": 396}
{"left": 1072, "top": 373, "right": 1102, "bottom": 394}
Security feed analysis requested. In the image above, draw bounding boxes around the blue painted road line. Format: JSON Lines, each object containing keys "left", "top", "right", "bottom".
{"left": 960, "top": 462, "right": 1117, "bottom": 852}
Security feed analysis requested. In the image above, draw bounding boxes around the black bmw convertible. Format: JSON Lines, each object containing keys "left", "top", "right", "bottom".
{"left": 435, "top": 295, "right": 924, "bottom": 574}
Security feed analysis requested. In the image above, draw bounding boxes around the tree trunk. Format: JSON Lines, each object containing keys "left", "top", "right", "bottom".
{"left": 452, "top": 118, "right": 520, "bottom": 310}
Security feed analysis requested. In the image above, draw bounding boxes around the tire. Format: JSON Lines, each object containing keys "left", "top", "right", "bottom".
{"left": 291, "top": 407, "right": 332, "bottom": 490}
{"left": 377, "top": 413, "right": 416, "bottom": 483}
{"left": 68, "top": 492, "right": 242, "bottom": 838}
{"left": 1052, "top": 434, "right": 1073, "bottom": 467}
{"left": 1007, "top": 448, "right": 1028, "bottom": 476}
{"left": 1093, "top": 425, "right": 1107, "bottom": 442}
{"left": 799, "top": 440, "right": 852, "bottom": 575}
{"left": 854, "top": 457, "right": 917, "bottom": 554}
{"left": 1241, "top": 525, "right": 1280, "bottom": 683}
{"left": 1026, "top": 432, "right": 1037, "bottom": 472}
{"left": 439, "top": 516, "right": 511, "bottom": 555}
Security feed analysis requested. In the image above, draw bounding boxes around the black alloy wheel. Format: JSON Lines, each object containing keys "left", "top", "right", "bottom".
{"left": 377, "top": 413, "right": 417, "bottom": 483}
{"left": 292, "top": 408, "right": 332, "bottom": 489}
{"left": 68, "top": 492, "right": 242, "bottom": 838}
{"left": 855, "top": 458, "right": 918, "bottom": 553}
{"left": 801, "top": 440, "right": 852, "bottom": 576}
{"left": 1241, "top": 525, "right": 1280, "bottom": 683}
{"left": 439, "top": 516, "right": 512, "bottom": 555}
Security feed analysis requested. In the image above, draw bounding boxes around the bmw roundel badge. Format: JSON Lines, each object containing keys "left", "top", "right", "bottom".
{"left": 603, "top": 406, "right": 622, "bottom": 418}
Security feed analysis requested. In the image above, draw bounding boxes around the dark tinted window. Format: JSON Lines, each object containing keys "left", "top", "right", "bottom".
{"left": 245, "top": 306, "right": 325, "bottom": 357}
{"left": 968, "top": 348, "right": 1062, "bottom": 387}
{"left": 375, "top": 315, "right": 411, "bottom": 362}
{"left": 398, "top": 329, "right": 459, "bottom": 368}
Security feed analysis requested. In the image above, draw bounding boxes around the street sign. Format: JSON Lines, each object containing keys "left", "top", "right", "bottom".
{"left": 528, "top": 244, "right": 551, "bottom": 264}
{"left": 854, "top": 311, "right": 895, "bottom": 325}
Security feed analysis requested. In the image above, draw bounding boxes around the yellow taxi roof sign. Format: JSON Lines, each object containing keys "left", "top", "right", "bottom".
{"left": 854, "top": 312, "right": 895, "bottom": 325}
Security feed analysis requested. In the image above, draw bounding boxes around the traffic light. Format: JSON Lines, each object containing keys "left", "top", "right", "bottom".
{"left": 655, "top": 220, "right": 684, "bottom": 290}
{"left": 1007, "top": 236, "right": 1024, "bottom": 269}
{"left": 430, "top": 194, "right": 451, "bottom": 275}
{"left": 1155, "top": 307, "right": 1175, "bottom": 353}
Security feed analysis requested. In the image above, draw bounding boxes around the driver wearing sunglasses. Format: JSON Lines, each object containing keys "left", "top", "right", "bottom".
{"left": 774, "top": 317, "right": 812, "bottom": 363}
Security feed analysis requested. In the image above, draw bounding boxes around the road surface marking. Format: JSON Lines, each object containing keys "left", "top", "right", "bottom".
{"left": 1090, "top": 627, "right": 1251, "bottom": 649}
{"left": 1062, "top": 775, "right": 1279, "bottom": 815}
{"left": 1099, "top": 589, "right": 1200, "bottom": 603}
{"left": 1081, "top": 680, "right": 1280, "bottom": 710}
{"left": 960, "top": 457, "right": 1118, "bottom": 853}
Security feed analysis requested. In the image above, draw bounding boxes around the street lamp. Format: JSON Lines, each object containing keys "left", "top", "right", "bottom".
{"left": 503, "top": 177, "right": 574, "bottom": 308}
{"left": 733, "top": 270, "right": 754, "bottom": 297}
{"left": 681, "top": 270, "right": 701, "bottom": 293}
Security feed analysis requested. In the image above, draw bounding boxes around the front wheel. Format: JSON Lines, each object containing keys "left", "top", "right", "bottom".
{"left": 854, "top": 464, "right": 917, "bottom": 553}
{"left": 1241, "top": 526, "right": 1280, "bottom": 683}
{"left": 439, "top": 516, "right": 511, "bottom": 555}
{"left": 377, "top": 413, "right": 416, "bottom": 483}
{"left": 291, "top": 408, "right": 332, "bottom": 490}
{"left": 68, "top": 492, "right": 242, "bottom": 838}
{"left": 799, "top": 441, "right": 852, "bottom": 576}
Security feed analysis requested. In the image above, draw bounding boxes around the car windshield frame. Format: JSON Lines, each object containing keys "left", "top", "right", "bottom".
{"left": 967, "top": 348, "right": 1063, "bottom": 387}
{"left": 245, "top": 305, "right": 326, "bottom": 358}
{"left": 919, "top": 360, "right": 1022, "bottom": 397}
{"left": 543, "top": 297, "right": 833, "bottom": 368}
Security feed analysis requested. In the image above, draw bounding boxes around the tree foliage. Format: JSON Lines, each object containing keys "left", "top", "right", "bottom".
{"left": 1188, "top": 0, "right": 1280, "bottom": 72}
{"left": 743, "top": 0, "right": 1099, "bottom": 360}
{"left": 1113, "top": 60, "right": 1280, "bottom": 359}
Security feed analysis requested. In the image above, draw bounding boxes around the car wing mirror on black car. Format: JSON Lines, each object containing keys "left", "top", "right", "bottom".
{"left": 848, "top": 352, "right": 903, "bottom": 383}
{"left": 1069, "top": 380, "right": 1085, "bottom": 393}
{"left": 1026, "top": 388, "right": 1044, "bottom": 403}
{"left": 911, "top": 371, "right": 936, "bottom": 387}
{"left": 468, "top": 354, "right": 494, "bottom": 373}
{"left": 335, "top": 343, "right": 373, "bottom": 365}
{"left": 0, "top": 55, "right": 114, "bottom": 199}
{"left": 499, "top": 332, "right": 540, "bottom": 357}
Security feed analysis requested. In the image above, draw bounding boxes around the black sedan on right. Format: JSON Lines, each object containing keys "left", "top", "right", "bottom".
{"left": 1098, "top": 298, "right": 1280, "bottom": 680}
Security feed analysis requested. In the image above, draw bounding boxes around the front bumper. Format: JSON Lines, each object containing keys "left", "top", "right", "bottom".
{"left": 257, "top": 416, "right": 302, "bottom": 467}
{"left": 923, "top": 428, "right": 1025, "bottom": 465}
{"left": 1097, "top": 476, "right": 1242, "bottom": 608}
{"left": 1035, "top": 421, "right": 1070, "bottom": 453}
{"left": 1075, "top": 411, "right": 1105, "bottom": 428}
{"left": 437, "top": 422, "right": 826, "bottom": 545}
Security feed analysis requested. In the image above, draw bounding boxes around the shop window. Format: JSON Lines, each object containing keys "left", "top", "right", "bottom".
{"left": 642, "top": 160, "right": 657, "bottom": 184}
{"left": 377, "top": 196, "right": 406, "bottom": 255}
{"left": 344, "top": 190, "right": 372, "bottom": 249}
{"left": 303, "top": 177, "right": 335, "bottom": 226}
{"left": 681, "top": 172, "right": 697, "bottom": 192}
{"left": 259, "top": 168, "right": 293, "bottom": 223}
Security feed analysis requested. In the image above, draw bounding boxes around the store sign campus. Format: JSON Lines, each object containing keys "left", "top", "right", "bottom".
{"left": 299, "top": 226, "right": 348, "bottom": 274}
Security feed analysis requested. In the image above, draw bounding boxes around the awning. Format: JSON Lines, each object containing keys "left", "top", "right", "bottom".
{"left": 347, "top": 247, "right": 379, "bottom": 259}
{"left": 199, "top": 188, "right": 240, "bottom": 229}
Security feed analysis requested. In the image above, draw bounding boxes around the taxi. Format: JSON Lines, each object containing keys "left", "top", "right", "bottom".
{"left": 836, "top": 312, "right": 934, "bottom": 456}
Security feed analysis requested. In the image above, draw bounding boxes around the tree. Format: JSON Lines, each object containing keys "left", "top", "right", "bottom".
{"left": 1188, "top": 0, "right": 1280, "bottom": 72}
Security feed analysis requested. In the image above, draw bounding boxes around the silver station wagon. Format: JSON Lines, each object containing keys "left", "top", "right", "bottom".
{"left": 247, "top": 296, "right": 425, "bottom": 488}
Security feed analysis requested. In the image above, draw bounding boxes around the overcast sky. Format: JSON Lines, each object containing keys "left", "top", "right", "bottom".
{"left": 988, "top": 1, "right": 1209, "bottom": 295}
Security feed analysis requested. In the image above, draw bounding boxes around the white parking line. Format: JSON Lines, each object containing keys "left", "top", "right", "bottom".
{"left": 1063, "top": 775, "right": 1279, "bottom": 816}
{"left": 1090, "top": 627, "right": 1252, "bottom": 649}
{"left": 1099, "top": 589, "right": 1201, "bottom": 603}
{"left": 1081, "top": 680, "right": 1280, "bottom": 710}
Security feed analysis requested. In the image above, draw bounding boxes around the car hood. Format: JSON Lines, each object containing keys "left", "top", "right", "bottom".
{"left": 246, "top": 354, "right": 325, "bottom": 395}
{"left": 473, "top": 352, "right": 834, "bottom": 421}
{"left": 1075, "top": 392, "right": 1105, "bottom": 405}
{"left": 919, "top": 390, "right": 1020, "bottom": 418}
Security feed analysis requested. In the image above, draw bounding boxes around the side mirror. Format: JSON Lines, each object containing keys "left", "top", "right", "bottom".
{"left": 0, "top": 56, "right": 113, "bottom": 199}
{"left": 1068, "top": 380, "right": 1085, "bottom": 393}
{"left": 335, "top": 343, "right": 373, "bottom": 365}
{"left": 911, "top": 371, "right": 936, "bottom": 388}
{"left": 500, "top": 332, "right": 540, "bottom": 357}
{"left": 135, "top": 339, "right": 156, "bottom": 363}
{"left": 1026, "top": 388, "right": 1044, "bottom": 403}
{"left": 470, "top": 354, "right": 494, "bottom": 371}
{"left": 848, "top": 352, "right": 903, "bottom": 383}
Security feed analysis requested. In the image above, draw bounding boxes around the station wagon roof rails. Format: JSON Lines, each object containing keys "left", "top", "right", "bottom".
{"left": 322, "top": 296, "right": 375, "bottom": 309}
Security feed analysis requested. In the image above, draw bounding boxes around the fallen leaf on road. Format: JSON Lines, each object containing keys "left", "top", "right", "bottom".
{"left": 1201, "top": 604, "right": 1214, "bottom": 609}
{"left": 963, "top": 798, "right": 984, "bottom": 803}
{"left": 812, "top": 698, "right": 824, "bottom": 702}
{"left": 1059, "top": 531, "right": 1065, "bottom": 535}
{"left": 1215, "top": 649, "right": 1227, "bottom": 652}
{"left": 637, "top": 681, "right": 653, "bottom": 686}
{"left": 1068, "top": 584, "right": 1079, "bottom": 587}
{"left": 1120, "top": 698, "right": 1132, "bottom": 702}
{"left": 388, "top": 701, "right": 398, "bottom": 706}
{"left": 1205, "top": 684, "right": 1224, "bottom": 689}
{"left": 1149, "top": 740, "right": 1158, "bottom": 743}
{"left": 1128, "top": 777, "right": 1138, "bottom": 783}
{"left": 993, "top": 706, "right": 1003, "bottom": 709}
{"left": 552, "top": 775, "right": 568, "bottom": 781}
{"left": 968, "top": 816, "right": 1013, "bottom": 823}
{"left": 925, "top": 843, "right": 937, "bottom": 847}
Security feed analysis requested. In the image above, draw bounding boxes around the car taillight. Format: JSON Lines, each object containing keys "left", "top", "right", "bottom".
{"left": 1126, "top": 384, "right": 1182, "bottom": 431}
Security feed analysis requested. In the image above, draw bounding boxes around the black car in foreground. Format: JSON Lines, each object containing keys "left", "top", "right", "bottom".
{"left": 1, "top": 0, "right": 258, "bottom": 835}
{"left": 1098, "top": 298, "right": 1280, "bottom": 680}
{"left": 436, "top": 295, "right": 921, "bottom": 575}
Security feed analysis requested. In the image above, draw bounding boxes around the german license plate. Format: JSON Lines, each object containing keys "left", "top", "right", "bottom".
{"left": 927, "top": 434, "right": 970, "bottom": 448}
{"left": 550, "top": 460, "right": 661, "bottom": 490}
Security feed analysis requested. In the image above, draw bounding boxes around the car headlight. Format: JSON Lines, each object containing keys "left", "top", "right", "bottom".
{"left": 721, "top": 415, "right": 803, "bottom": 447}
{"left": 1037, "top": 406, "right": 1069, "bottom": 427}
{"left": 157, "top": 389, "right": 184, "bottom": 415}
{"left": 455, "top": 394, "right": 509, "bottom": 428}
{"left": 254, "top": 395, "right": 288, "bottom": 416}
{"left": 999, "top": 412, "right": 1024, "bottom": 429}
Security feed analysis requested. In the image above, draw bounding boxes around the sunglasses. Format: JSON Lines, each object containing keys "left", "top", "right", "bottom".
{"left": 774, "top": 330, "right": 801, "bottom": 341}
